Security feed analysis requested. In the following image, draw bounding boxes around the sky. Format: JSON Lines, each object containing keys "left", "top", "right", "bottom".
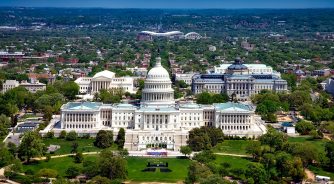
{"left": 0, "top": 0, "right": 334, "bottom": 9}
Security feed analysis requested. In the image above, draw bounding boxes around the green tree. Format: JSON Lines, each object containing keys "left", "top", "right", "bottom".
{"left": 94, "top": 130, "right": 114, "bottom": 148}
{"left": 71, "top": 142, "right": 79, "bottom": 153}
{"left": 65, "top": 165, "right": 80, "bottom": 178}
{"left": 59, "top": 130, "right": 67, "bottom": 139}
{"left": 325, "top": 141, "right": 334, "bottom": 169}
{"left": 115, "top": 128, "right": 125, "bottom": 149}
{"left": 295, "top": 120, "right": 316, "bottom": 135}
{"left": 98, "top": 149, "right": 127, "bottom": 180}
{"left": 0, "top": 114, "right": 11, "bottom": 138}
{"left": 259, "top": 128, "right": 287, "bottom": 152}
{"left": 65, "top": 131, "right": 77, "bottom": 141}
{"left": 245, "top": 163, "right": 267, "bottom": 184}
{"left": 180, "top": 146, "right": 192, "bottom": 158}
{"left": 37, "top": 168, "right": 58, "bottom": 178}
{"left": 0, "top": 143, "right": 14, "bottom": 167}
{"left": 18, "top": 131, "right": 45, "bottom": 163}
{"left": 185, "top": 161, "right": 213, "bottom": 184}
{"left": 193, "top": 150, "right": 216, "bottom": 163}
{"left": 61, "top": 81, "right": 79, "bottom": 100}
{"left": 74, "top": 152, "right": 83, "bottom": 163}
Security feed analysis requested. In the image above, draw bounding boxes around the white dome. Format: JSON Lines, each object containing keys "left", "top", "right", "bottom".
{"left": 141, "top": 57, "right": 174, "bottom": 106}
{"left": 147, "top": 57, "right": 170, "bottom": 79}
{"left": 93, "top": 70, "right": 115, "bottom": 79}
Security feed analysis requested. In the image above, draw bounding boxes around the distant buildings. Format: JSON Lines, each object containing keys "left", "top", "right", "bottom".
{"left": 75, "top": 70, "right": 135, "bottom": 95}
{"left": 175, "top": 73, "right": 196, "bottom": 86}
{"left": 192, "top": 58, "right": 288, "bottom": 101}
{"left": 2, "top": 79, "right": 46, "bottom": 93}
{"left": 137, "top": 31, "right": 203, "bottom": 41}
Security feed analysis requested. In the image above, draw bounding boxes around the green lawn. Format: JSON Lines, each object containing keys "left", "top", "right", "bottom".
{"left": 23, "top": 156, "right": 190, "bottom": 182}
{"left": 308, "top": 165, "right": 334, "bottom": 180}
{"left": 127, "top": 157, "right": 191, "bottom": 182}
{"left": 287, "top": 136, "right": 328, "bottom": 153}
{"left": 23, "top": 156, "right": 83, "bottom": 176}
{"left": 213, "top": 155, "right": 252, "bottom": 170}
{"left": 42, "top": 138, "right": 104, "bottom": 155}
{"left": 212, "top": 140, "right": 255, "bottom": 155}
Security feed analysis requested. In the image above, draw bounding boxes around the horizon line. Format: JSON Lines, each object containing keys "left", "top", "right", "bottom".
{"left": 1, "top": 6, "right": 334, "bottom": 10}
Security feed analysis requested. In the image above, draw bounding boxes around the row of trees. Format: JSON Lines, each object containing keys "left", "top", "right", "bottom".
{"left": 196, "top": 92, "right": 229, "bottom": 105}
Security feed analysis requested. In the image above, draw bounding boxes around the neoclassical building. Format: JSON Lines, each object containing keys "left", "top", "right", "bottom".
{"left": 75, "top": 70, "right": 135, "bottom": 94}
{"left": 43, "top": 57, "right": 267, "bottom": 151}
{"left": 193, "top": 58, "right": 288, "bottom": 101}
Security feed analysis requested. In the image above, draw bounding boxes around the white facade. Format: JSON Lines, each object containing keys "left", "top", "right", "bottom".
{"left": 2, "top": 79, "right": 45, "bottom": 93}
{"left": 214, "top": 63, "right": 277, "bottom": 75}
{"left": 75, "top": 70, "right": 135, "bottom": 94}
{"left": 175, "top": 73, "right": 196, "bottom": 85}
{"left": 2, "top": 80, "right": 19, "bottom": 93}
{"left": 50, "top": 57, "right": 267, "bottom": 151}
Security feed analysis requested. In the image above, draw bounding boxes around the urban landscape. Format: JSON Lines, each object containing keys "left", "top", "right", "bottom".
{"left": 0, "top": 0, "right": 334, "bottom": 184}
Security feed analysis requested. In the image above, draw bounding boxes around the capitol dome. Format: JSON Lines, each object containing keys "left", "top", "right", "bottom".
{"left": 146, "top": 57, "right": 170, "bottom": 80}
{"left": 141, "top": 57, "right": 175, "bottom": 106}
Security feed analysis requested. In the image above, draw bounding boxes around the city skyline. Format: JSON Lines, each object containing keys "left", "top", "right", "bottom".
{"left": 1, "top": 0, "right": 334, "bottom": 9}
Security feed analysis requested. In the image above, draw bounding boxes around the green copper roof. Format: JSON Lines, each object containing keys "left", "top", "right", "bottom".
{"left": 214, "top": 102, "right": 252, "bottom": 111}
{"left": 66, "top": 102, "right": 103, "bottom": 110}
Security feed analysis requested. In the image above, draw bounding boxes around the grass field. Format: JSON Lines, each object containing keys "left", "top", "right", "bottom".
{"left": 23, "top": 156, "right": 190, "bottom": 182}
{"left": 214, "top": 155, "right": 252, "bottom": 170}
{"left": 42, "top": 138, "right": 104, "bottom": 155}
{"left": 127, "top": 157, "right": 191, "bottom": 182}
{"left": 287, "top": 136, "right": 328, "bottom": 153}
{"left": 212, "top": 140, "right": 254, "bottom": 155}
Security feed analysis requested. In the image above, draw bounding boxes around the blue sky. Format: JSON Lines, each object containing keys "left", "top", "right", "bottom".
{"left": 0, "top": 0, "right": 334, "bottom": 9}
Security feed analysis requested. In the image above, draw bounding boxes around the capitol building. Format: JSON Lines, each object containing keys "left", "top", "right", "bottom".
{"left": 42, "top": 57, "right": 267, "bottom": 151}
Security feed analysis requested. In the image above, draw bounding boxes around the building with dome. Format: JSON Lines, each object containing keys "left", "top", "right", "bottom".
{"left": 74, "top": 70, "right": 135, "bottom": 95}
{"left": 192, "top": 58, "right": 288, "bottom": 101}
{"left": 42, "top": 57, "right": 267, "bottom": 151}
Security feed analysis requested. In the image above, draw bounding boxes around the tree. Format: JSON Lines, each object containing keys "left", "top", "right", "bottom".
{"left": 295, "top": 120, "right": 316, "bottom": 135}
{"left": 43, "top": 105, "right": 54, "bottom": 122}
{"left": 185, "top": 161, "right": 213, "bottom": 184}
{"left": 259, "top": 128, "right": 287, "bottom": 152}
{"left": 115, "top": 128, "right": 125, "bottom": 149}
{"left": 66, "top": 131, "right": 77, "bottom": 141}
{"left": 83, "top": 159, "right": 99, "bottom": 178}
{"left": 18, "top": 131, "right": 45, "bottom": 163}
{"left": 187, "top": 127, "right": 223, "bottom": 151}
{"left": 6, "top": 142, "right": 17, "bottom": 157}
{"left": 193, "top": 150, "right": 216, "bottom": 163}
{"left": 71, "top": 142, "right": 79, "bottom": 153}
{"left": 246, "top": 141, "right": 263, "bottom": 160}
{"left": 37, "top": 168, "right": 58, "bottom": 178}
{"left": 325, "top": 141, "right": 334, "bottom": 169}
{"left": 98, "top": 149, "right": 127, "bottom": 180}
{"left": 0, "top": 143, "right": 14, "bottom": 167}
{"left": 196, "top": 92, "right": 212, "bottom": 104}
{"left": 74, "top": 152, "right": 83, "bottom": 163}
{"left": 245, "top": 163, "right": 267, "bottom": 184}
{"left": 45, "top": 131, "right": 54, "bottom": 139}
{"left": 61, "top": 81, "right": 79, "bottom": 100}
{"left": 94, "top": 130, "right": 114, "bottom": 148}
{"left": 66, "top": 165, "right": 80, "bottom": 178}
{"left": 59, "top": 130, "right": 67, "bottom": 139}
{"left": 88, "top": 176, "right": 113, "bottom": 184}
{"left": 0, "top": 114, "right": 11, "bottom": 138}
{"left": 118, "top": 148, "right": 129, "bottom": 157}
{"left": 180, "top": 146, "right": 192, "bottom": 158}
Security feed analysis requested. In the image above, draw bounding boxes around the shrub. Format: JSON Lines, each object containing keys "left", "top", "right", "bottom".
{"left": 65, "top": 165, "right": 80, "bottom": 178}
{"left": 36, "top": 168, "right": 58, "bottom": 178}
{"left": 59, "top": 130, "right": 67, "bottom": 139}
{"left": 45, "top": 131, "right": 54, "bottom": 139}
{"left": 66, "top": 131, "right": 77, "bottom": 141}
{"left": 82, "top": 133, "right": 90, "bottom": 139}
{"left": 45, "top": 153, "right": 51, "bottom": 162}
{"left": 74, "top": 152, "right": 83, "bottom": 163}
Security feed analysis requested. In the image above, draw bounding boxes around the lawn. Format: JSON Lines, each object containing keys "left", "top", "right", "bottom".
{"left": 42, "top": 138, "right": 104, "bottom": 155}
{"left": 212, "top": 140, "right": 255, "bottom": 155}
{"left": 213, "top": 155, "right": 252, "bottom": 170}
{"left": 23, "top": 156, "right": 190, "bottom": 182}
{"left": 308, "top": 165, "right": 334, "bottom": 180}
{"left": 127, "top": 157, "right": 191, "bottom": 182}
{"left": 287, "top": 136, "right": 328, "bottom": 153}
